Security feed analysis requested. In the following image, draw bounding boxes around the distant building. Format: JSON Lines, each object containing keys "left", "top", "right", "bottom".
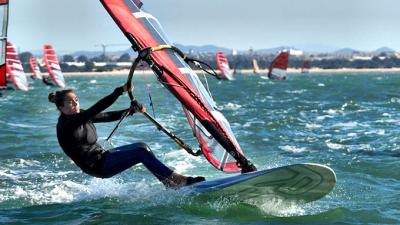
{"left": 289, "top": 48, "right": 303, "bottom": 56}
{"left": 232, "top": 49, "right": 238, "bottom": 56}
{"left": 351, "top": 55, "right": 372, "bottom": 61}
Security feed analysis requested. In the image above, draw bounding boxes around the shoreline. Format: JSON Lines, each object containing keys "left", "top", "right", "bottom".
{"left": 26, "top": 67, "right": 400, "bottom": 77}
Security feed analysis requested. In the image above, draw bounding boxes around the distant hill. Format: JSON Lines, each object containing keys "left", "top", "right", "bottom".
{"left": 256, "top": 46, "right": 292, "bottom": 54}
{"left": 374, "top": 47, "right": 395, "bottom": 54}
{"left": 173, "top": 43, "right": 231, "bottom": 54}
{"left": 23, "top": 44, "right": 398, "bottom": 58}
{"left": 334, "top": 48, "right": 357, "bottom": 54}
{"left": 294, "top": 44, "right": 340, "bottom": 53}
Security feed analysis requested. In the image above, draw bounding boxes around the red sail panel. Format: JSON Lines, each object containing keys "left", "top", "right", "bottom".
{"left": 101, "top": 0, "right": 246, "bottom": 172}
{"left": 0, "top": 42, "right": 5, "bottom": 88}
{"left": 0, "top": 0, "right": 9, "bottom": 88}
{"left": 43, "top": 44, "right": 66, "bottom": 88}
{"left": 216, "top": 52, "right": 233, "bottom": 80}
{"left": 29, "top": 56, "right": 42, "bottom": 79}
{"left": 268, "top": 51, "right": 288, "bottom": 80}
{"left": 0, "top": 65, "right": 5, "bottom": 88}
{"left": 6, "top": 41, "right": 29, "bottom": 91}
{"left": 301, "top": 60, "right": 311, "bottom": 73}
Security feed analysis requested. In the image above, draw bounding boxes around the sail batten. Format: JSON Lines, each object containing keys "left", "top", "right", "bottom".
{"left": 101, "top": 0, "right": 253, "bottom": 172}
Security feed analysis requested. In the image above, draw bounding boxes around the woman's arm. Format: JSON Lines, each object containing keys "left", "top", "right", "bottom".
{"left": 92, "top": 99, "right": 145, "bottom": 123}
{"left": 66, "top": 87, "right": 125, "bottom": 127}
{"left": 92, "top": 109, "right": 129, "bottom": 123}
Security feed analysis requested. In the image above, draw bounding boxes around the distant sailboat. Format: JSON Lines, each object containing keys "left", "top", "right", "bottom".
{"left": 6, "top": 41, "right": 29, "bottom": 91}
{"left": 43, "top": 44, "right": 66, "bottom": 88}
{"left": 268, "top": 51, "right": 288, "bottom": 80}
{"left": 29, "top": 56, "right": 42, "bottom": 79}
{"left": 252, "top": 58, "right": 260, "bottom": 74}
{"left": 301, "top": 60, "right": 311, "bottom": 73}
{"left": 0, "top": 0, "right": 9, "bottom": 90}
{"left": 216, "top": 51, "right": 234, "bottom": 80}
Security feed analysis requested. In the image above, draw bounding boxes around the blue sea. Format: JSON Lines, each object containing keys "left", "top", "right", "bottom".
{"left": 1, "top": 72, "right": 399, "bottom": 224}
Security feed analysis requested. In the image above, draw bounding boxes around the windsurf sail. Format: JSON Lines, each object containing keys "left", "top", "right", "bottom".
{"left": 0, "top": 0, "right": 9, "bottom": 89}
{"left": 301, "top": 60, "right": 311, "bottom": 73}
{"left": 6, "top": 41, "right": 29, "bottom": 91}
{"left": 215, "top": 51, "right": 234, "bottom": 80}
{"left": 252, "top": 58, "right": 260, "bottom": 74}
{"left": 100, "top": 0, "right": 256, "bottom": 173}
{"left": 43, "top": 44, "right": 66, "bottom": 88}
{"left": 29, "top": 56, "right": 42, "bottom": 79}
{"left": 268, "top": 51, "right": 288, "bottom": 80}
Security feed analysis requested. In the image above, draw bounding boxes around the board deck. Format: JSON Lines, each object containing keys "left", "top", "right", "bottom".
{"left": 184, "top": 163, "right": 336, "bottom": 203}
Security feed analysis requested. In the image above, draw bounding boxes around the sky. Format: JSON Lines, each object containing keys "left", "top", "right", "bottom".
{"left": 8, "top": 0, "right": 400, "bottom": 53}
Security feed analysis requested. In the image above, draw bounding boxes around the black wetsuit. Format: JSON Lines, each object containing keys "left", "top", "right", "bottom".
{"left": 56, "top": 87, "right": 174, "bottom": 180}
{"left": 42, "top": 77, "right": 55, "bottom": 86}
{"left": 57, "top": 87, "right": 126, "bottom": 176}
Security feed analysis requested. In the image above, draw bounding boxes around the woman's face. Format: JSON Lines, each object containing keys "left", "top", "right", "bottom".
{"left": 59, "top": 92, "right": 80, "bottom": 115}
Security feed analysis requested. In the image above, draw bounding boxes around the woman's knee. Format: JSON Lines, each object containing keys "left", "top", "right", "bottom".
{"left": 134, "top": 142, "right": 155, "bottom": 156}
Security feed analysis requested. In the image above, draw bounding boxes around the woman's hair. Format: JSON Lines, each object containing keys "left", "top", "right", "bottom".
{"left": 48, "top": 89, "right": 74, "bottom": 108}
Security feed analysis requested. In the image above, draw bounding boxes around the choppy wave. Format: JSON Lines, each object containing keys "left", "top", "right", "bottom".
{"left": 1, "top": 73, "right": 400, "bottom": 224}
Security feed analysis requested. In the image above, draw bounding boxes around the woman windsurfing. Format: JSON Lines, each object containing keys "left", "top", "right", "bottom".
{"left": 48, "top": 85, "right": 205, "bottom": 188}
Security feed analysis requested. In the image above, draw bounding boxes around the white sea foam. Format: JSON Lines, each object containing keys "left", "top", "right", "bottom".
{"left": 12, "top": 159, "right": 41, "bottom": 168}
{"left": 332, "top": 121, "right": 358, "bottom": 129}
{"left": 164, "top": 149, "right": 198, "bottom": 173}
{"left": 219, "top": 102, "right": 242, "bottom": 110}
{"left": 305, "top": 123, "right": 322, "bottom": 129}
{"left": 0, "top": 170, "right": 18, "bottom": 179}
{"left": 279, "top": 145, "right": 307, "bottom": 153}
{"left": 325, "top": 109, "right": 338, "bottom": 115}
{"left": 325, "top": 140, "right": 344, "bottom": 150}
{"left": 364, "top": 129, "right": 385, "bottom": 135}
{"left": 390, "top": 97, "right": 400, "bottom": 104}
{"left": 347, "top": 133, "right": 357, "bottom": 137}
{"left": 89, "top": 80, "right": 97, "bottom": 84}
{"left": 5, "top": 122, "right": 48, "bottom": 128}
{"left": 285, "top": 89, "right": 307, "bottom": 94}
{"left": 257, "top": 198, "right": 306, "bottom": 217}
{"left": 316, "top": 115, "right": 334, "bottom": 121}
{"left": 243, "top": 120, "right": 265, "bottom": 128}
{"left": 1, "top": 176, "right": 166, "bottom": 205}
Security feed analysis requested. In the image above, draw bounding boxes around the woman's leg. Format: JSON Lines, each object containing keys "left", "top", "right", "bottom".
{"left": 99, "top": 142, "right": 173, "bottom": 181}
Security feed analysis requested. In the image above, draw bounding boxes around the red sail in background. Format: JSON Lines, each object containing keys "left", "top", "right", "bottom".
{"left": 216, "top": 52, "right": 234, "bottom": 80}
{"left": 43, "top": 44, "right": 66, "bottom": 88}
{"left": 6, "top": 41, "right": 29, "bottom": 91}
{"left": 301, "top": 60, "right": 311, "bottom": 73}
{"left": 0, "top": 0, "right": 9, "bottom": 89}
{"left": 29, "top": 56, "right": 42, "bottom": 79}
{"left": 268, "top": 51, "right": 289, "bottom": 80}
{"left": 100, "top": 0, "right": 251, "bottom": 172}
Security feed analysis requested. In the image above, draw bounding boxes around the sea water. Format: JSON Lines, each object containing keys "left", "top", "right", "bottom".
{"left": 0, "top": 72, "right": 399, "bottom": 224}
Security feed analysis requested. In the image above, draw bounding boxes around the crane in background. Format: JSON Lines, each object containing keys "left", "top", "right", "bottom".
{"left": 94, "top": 43, "right": 129, "bottom": 57}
